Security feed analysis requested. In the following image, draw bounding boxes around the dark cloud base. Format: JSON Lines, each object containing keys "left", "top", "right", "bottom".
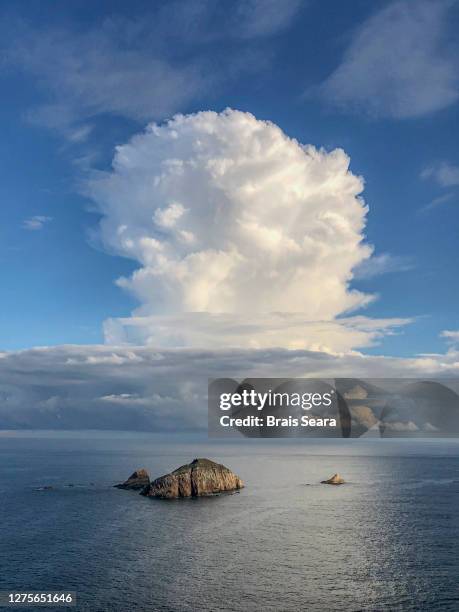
{"left": 1, "top": 344, "right": 457, "bottom": 431}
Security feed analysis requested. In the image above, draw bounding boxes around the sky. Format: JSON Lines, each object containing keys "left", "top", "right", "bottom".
{"left": 1, "top": 0, "right": 459, "bottom": 430}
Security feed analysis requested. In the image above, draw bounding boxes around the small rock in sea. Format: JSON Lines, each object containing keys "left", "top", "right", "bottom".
{"left": 141, "top": 458, "right": 244, "bottom": 499}
{"left": 321, "top": 473, "right": 345, "bottom": 485}
{"left": 114, "top": 468, "right": 150, "bottom": 490}
{"left": 36, "top": 485, "right": 54, "bottom": 491}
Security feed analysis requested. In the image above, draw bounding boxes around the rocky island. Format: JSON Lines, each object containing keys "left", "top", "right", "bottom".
{"left": 114, "top": 468, "right": 150, "bottom": 490}
{"left": 139, "top": 458, "right": 244, "bottom": 499}
{"left": 321, "top": 473, "right": 345, "bottom": 485}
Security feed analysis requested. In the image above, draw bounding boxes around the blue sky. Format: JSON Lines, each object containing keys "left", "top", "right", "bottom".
{"left": 1, "top": 0, "right": 459, "bottom": 357}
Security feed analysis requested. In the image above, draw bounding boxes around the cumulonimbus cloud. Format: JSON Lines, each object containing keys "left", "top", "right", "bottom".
{"left": 88, "top": 108, "right": 406, "bottom": 351}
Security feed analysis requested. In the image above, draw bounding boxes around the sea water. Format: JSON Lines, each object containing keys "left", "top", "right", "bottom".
{"left": 0, "top": 432, "right": 458, "bottom": 611}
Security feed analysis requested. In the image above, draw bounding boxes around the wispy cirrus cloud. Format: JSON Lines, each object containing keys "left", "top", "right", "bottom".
{"left": 421, "top": 162, "right": 459, "bottom": 187}
{"left": 12, "top": 23, "right": 207, "bottom": 139}
{"left": 317, "top": 1, "right": 459, "bottom": 119}
{"left": 420, "top": 161, "right": 459, "bottom": 212}
{"left": 353, "top": 253, "right": 414, "bottom": 280}
{"left": 1, "top": 1, "right": 302, "bottom": 141}
{"left": 236, "top": 0, "right": 303, "bottom": 38}
{"left": 420, "top": 192, "right": 455, "bottom": 213}
{"left": 22, "top": 215, "right": 53, "bottom": 231}
{"left": 441, "top": 330, "right": 459, "bottom": 345}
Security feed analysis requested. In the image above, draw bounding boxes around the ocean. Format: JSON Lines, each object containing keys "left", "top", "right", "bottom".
{"left": 0, "top": 432, "right": 458, "bottom": 611}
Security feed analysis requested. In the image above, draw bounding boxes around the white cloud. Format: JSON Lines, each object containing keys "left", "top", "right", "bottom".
{"left": 353, "top": 253, "right": 414, "bottom": 280}
{"left": 421, "top": 192, "right": 455, "bottom": 212}
{"left": 420, "top": 161, "right": 459, "bottom": 212}
{"left": 384, "top": 420, "right": 419, "bottom": 432}
{"left": 421, "top": 162, "right": 459, "bottom": 187}
{"left": 441, "top": 330, "right": 459, "bottom": 345}
{"left": 85, "top": 108, "right": 406, "bottom": 351}
{"left": 236, "top": 0, "right": 303, "bottom": 38}
{"left": 2, "top": 1, "right": 301, "bottom": 139}
{"left": 66, "top": 124, "right": 94, "bottom": 144}
{"left": 103, "top": 313, "right": 411, "bottom": 353}
{"left": 149, "top": 0, "right": 302, "bottom": 42}
{"left": 22, "top": 215, "right": 53, "bottom": 231}
{"left": 318, "top": 1, "right": 459, "bottom": 119}
{"left": 14, "top": 27, "right": 205, "bottom": 136}
{"left": 153, "top": 203, "right": 187, "bottom": 229}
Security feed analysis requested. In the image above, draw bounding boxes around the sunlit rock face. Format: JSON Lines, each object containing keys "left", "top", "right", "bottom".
{"left": 321, "top": 473, "right": 345, "bottom": 485}
{"left": 141, "top": 458, "right": 244, "bottom": 498}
